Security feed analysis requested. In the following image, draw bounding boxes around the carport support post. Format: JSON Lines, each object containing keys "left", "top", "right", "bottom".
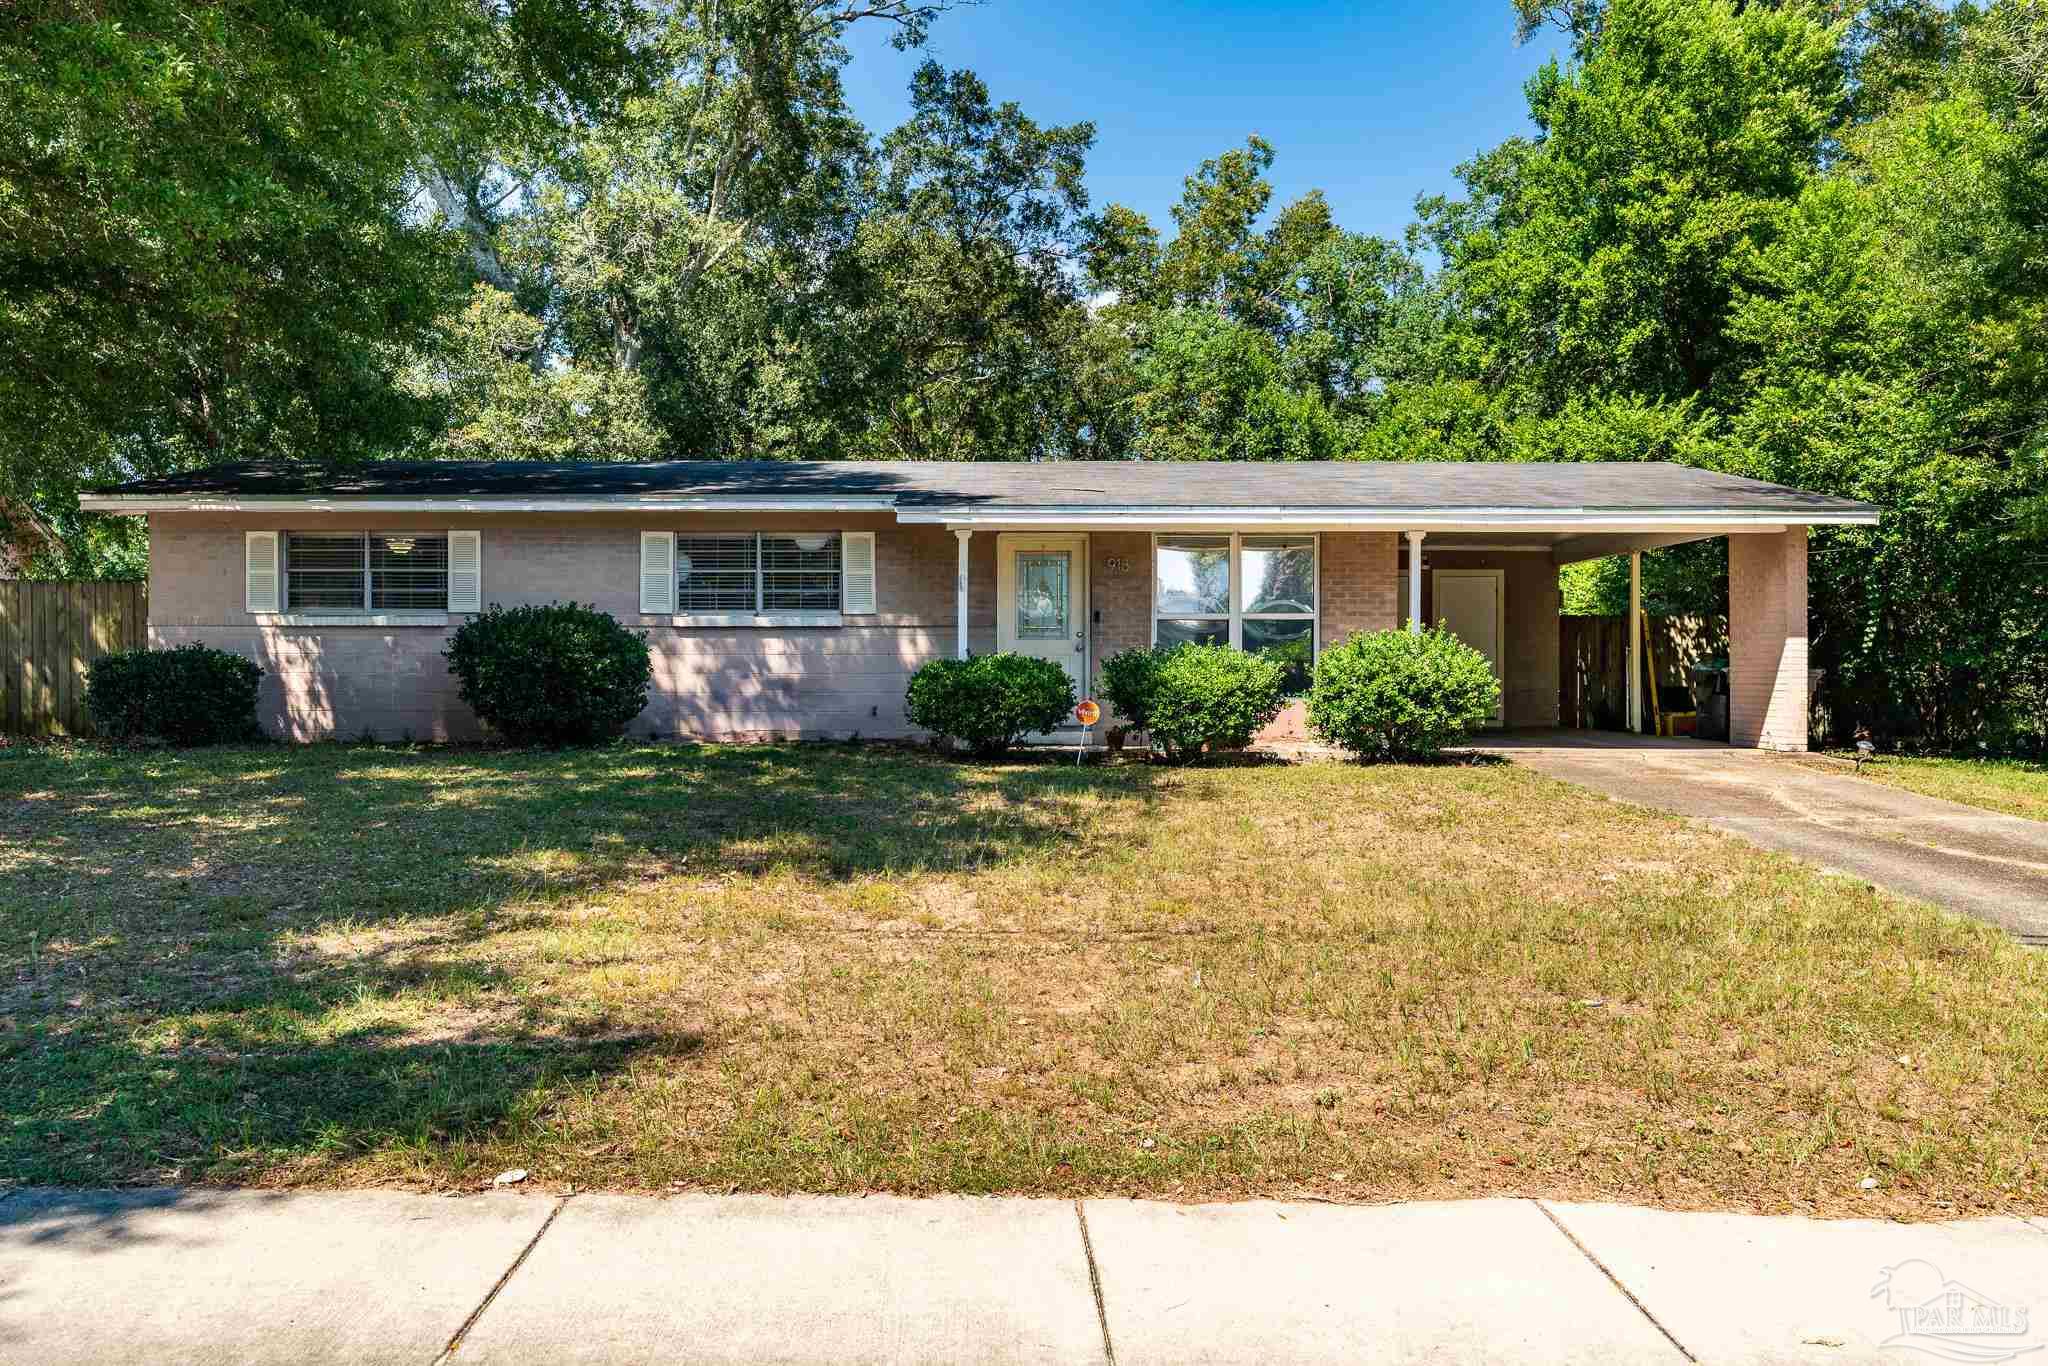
{"left": 1405, "top": 531, "right": 1425, "bottom": 635}
{"left": 1728, "top": 528, "right": 1810, "bottom": 751}
{"left": 954, "top": 529, "right": 972, "bottom": 661}
{"left": 1627, "top": 551, "right": 1643, "bottom": 734}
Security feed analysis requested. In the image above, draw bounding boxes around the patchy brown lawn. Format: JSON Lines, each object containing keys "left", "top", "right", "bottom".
{"left": 3, "top": 740, "right": 2044, "bottom": 1219}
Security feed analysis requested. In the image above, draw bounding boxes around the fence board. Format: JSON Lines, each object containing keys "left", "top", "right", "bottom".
{"left": 0, "top": 581, "right": 146, "bottom": 736}
{"left": 0, "top": 583, "right": 16, "bottom": 733}
{"left": 1559, "top": 613, "right": 1729, "bottom": 731}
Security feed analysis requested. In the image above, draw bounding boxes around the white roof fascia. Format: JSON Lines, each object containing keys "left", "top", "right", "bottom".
{"left": 77, "top": 494, "right": 1880, "bottom": 529}
{"left": 900, "top": 506, "right": 1875, "bottom": 530}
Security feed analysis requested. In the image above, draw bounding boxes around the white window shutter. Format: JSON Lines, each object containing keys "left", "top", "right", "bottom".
{"left": 841, "top": 532, "right": 877, "bottom": 614}
{"left": 245, "top": 532, "right": 280, "bottom": 613}
{"left": 640, "top": 531, "right": 676, "bottom": 615}
{"left": 447, "top": 530, "right": 482, "bottom": 612}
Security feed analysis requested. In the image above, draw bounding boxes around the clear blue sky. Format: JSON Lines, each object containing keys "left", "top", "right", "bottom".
{"left": 840, "top": 1, "right": 1569, "bottom": 245}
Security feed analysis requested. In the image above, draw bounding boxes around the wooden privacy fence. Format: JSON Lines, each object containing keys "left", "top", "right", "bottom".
{"left": 1559, "top": 613, "right": 1728, "bottom": 731}
{"left": 0, "top": 581, "right": 147, "bottom": 736}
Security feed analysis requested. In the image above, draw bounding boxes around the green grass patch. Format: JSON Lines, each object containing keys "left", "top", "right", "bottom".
{"left": 1833, "top": 753, "right": 2048, "bottom": 822}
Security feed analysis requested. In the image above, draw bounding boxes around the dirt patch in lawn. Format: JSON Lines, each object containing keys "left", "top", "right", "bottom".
{"left": 2, "top": 740, "right": 2044, "bottom": 1219}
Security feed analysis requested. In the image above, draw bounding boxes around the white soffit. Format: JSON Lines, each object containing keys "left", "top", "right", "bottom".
{"left": 902, "top": 507, "right": 1843, "bottom": 531}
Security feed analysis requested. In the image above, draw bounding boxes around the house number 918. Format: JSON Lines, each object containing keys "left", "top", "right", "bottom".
{"left": 1102, "top": 555, "right": 1133, "bottom": 574}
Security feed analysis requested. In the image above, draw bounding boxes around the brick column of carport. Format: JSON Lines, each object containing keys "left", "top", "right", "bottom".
{"left": 1728, "top": 527, "right": 1809, "bottom": 752}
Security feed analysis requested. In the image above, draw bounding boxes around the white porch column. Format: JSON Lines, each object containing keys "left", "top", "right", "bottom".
{"left": 1404, "top": 531, "right": 1425, "bottom": 635}
{"left": 1627, "top": 550, "right": 1643, "bottom": 734}
{"left": 953, "top": 529, "right": 973, "bottom": 661}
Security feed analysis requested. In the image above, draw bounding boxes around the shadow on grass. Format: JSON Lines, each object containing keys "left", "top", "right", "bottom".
{"left": 0, "top": 740, "right": 1158, "bottom": 1184}
{"left": 2, "top": 740, "right": 1169, "bottom": 926}
{"left": 0, "top": 1018, "right": 675, "bottom": 1187}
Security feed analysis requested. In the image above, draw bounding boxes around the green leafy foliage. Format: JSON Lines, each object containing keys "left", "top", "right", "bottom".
{"left": 904, "top": 653, "right": 1076, "bottom": 757}
{"left": 1308, "top": 629, "right": 1501, "bottom": 762}
{"left": 2, "top": 0, "right": 480, "bottom": 536}
{"left": 85, "top": 644, "right": 263, "bottom": 744}
{"left": 402, "top": 286, "right": 665, "bottom": 462}
{"left": 1145, "top": 643, "right": 1288, "bottom": 763}
{"left": 1080, "top": 135, "right": 1423, "bottom": 461}
{"left": 444, "top": 604, "right": 652, "bottom": 745}
{"left": 1096, "top": 646, "right": 1167, "bottom": 732}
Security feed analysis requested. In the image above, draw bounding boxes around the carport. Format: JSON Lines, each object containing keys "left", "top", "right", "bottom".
{"left": 1400, "top": 520, "right": 1852, "bottom": 751}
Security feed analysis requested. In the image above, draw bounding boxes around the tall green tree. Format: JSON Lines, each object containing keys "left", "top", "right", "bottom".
{"left": 1417, "top": 0, "right": 1845, "bottom": 411}
{"left": 446, "top": 2, "right": 997, "bottom": 460}
{"left": 1723, "top": 1, "right": 2048, "bottom": 745}
{"left": 838, "top": 62, "right": 1097, "bottom": 459}
{"left": 1080, "top": 138, "right": 1422, "bottom": 459}
{"left": 0, "top": 0, "right": 647, "bottom": 571}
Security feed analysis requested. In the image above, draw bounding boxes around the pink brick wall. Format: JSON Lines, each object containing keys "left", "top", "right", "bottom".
{"left": 1405, "top": 547, "right": 1561, "bottom": 728}
{"left": 1728, "top": 528, "right": 1809, "bottom": 751}
{"left": 1086, "top": 531, "right": 1152, "bottom": 727}
{"left": 150, "top": 511, "right": 977, "bottom": 742}
{"left": 1320, "top": 533, "right": 1399, "bottom": 644}
{"left": 148, "top": 517, "right": 1417, "bottom": 743}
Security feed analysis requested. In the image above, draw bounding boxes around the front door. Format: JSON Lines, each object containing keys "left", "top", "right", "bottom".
{"left": 1433, "top": 568, "right": 1505, "bottom": 726}
{"left": 996, "top": 535, "right": 1089, "bottom": 715}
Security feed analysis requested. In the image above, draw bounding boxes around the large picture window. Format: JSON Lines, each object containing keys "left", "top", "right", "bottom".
{"left": 677, "top": 532, "right": 841, "bottom": 614}
{"left": 285, "top": 532, "right": 449, "bottom": 613}
{"left": 1153, "top": 533, "right": 1318, "bottom": 691}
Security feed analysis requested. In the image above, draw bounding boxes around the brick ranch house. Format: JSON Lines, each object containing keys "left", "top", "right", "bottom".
{"left": 81, "top": 461, "right": 1879, "bottom": 750}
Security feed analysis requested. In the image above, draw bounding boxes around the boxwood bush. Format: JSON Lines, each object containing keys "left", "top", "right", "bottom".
{"left": 904, "top": 652, "right": 1075, "bottom": 757}
{"left": 445, "top": 603, "right": 652, "bottom": 745}
{"left": 1096, "top": 645, "right": 1167, "bottom": 734}
{"left": 1307, "top": 627, "right": 1500, "bottom": 761}
{"left": 86, "top": 643, "right": 264, "bottom": 744}
{"left": 1146, "top": 643, "right": 1288, "bottom": 763}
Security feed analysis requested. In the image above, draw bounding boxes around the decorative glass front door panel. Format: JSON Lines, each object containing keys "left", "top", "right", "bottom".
{"left": 996, "top": 535, "right": 1089, "bottom": 734}
{"left": 1015, "top": 553, "right": 1070, "bottom": 640}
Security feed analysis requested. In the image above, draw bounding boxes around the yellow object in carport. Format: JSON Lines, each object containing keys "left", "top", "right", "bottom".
{"left": 1641, "top": 611, "right": 1699, "bottom": 738}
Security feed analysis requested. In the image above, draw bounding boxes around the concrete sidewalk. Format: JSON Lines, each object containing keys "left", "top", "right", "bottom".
{"left": 4, "top": 1187, "right": 2046, "bottom": 1365}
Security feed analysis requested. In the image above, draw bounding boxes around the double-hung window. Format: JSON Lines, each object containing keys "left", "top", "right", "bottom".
{"left": 676, "top": 532, "right": 842, "bottom": 614}
{"left": 283, "top": 532, "right": 451, "bottom": 612}
{"left": 1153, "top": 533, "right": 1318, "bottom": 692}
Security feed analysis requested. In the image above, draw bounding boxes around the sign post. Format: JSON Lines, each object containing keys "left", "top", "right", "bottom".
{"left": 1074, "top": 699, "right": 1100, "bottom": 766}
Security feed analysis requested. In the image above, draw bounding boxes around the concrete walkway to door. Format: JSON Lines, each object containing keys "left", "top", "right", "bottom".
{"left": 1475, "top": 731, "right": 2048, "bottom": 940}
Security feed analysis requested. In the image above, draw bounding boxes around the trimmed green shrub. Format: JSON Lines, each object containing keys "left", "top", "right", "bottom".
{"left": 86, "top": 643, "right": 264, "bottom": 744}
{"left": 445, "top": 603, "right": 652, "bottom": 745}
{"left": 1147, "top": 643, "right": 1288, "bottom": 763}
{"left": 905, "top": 652, "right": 1075, "bottom": 757}
{"left": 1307, "top": 627, "right": 1500, "bottom": 761}
{"left": 1096, "top": 645, "right": 1167, "bottom": 733}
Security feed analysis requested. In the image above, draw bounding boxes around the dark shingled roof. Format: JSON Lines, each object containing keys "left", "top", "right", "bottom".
{"left": 91, "top": 459, "right": 1878, "bottom": 516}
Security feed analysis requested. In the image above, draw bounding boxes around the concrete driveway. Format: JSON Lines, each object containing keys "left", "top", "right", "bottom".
{"left": 1479, "top": 732, "right": 2048, "bottom": 941}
